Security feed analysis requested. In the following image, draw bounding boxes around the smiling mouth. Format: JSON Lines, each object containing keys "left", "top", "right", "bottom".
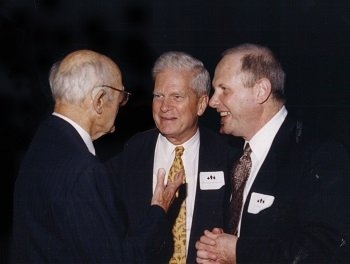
{"left": 220, "top": 111, "right": 230, "bottom": 117}
{"left": 161, "top": 116, "right": 177, "bottom": 120}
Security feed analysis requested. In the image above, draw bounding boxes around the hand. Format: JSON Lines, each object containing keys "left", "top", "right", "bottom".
{"left": 196, "top": 229, "right": 220, "bottom": 263}
{"left": 151, "top": 168, "right": 184, "bottom": 212}
{"left": 196, "top": 228, "right": 237, "bottom": 264}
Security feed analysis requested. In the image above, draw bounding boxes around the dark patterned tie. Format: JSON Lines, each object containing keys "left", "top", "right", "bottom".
{"left": 168, "top": 146, "right": 186, "bottom": 264}
{"left": 229, "top": 143, "right": 252, "bottom": 235}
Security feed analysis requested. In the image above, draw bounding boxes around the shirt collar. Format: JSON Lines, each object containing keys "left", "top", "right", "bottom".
{"left": 158, "top": 129, "right": 200, "bottom": 155}
{"left": 247, "top": 106, "right": 287, "bottom": 161}
{"left": 52, "top": 112, "right": 96, "bottom": 155}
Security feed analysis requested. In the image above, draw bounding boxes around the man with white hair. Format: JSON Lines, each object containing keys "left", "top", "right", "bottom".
{"left": 107, "top": 51, "right": 235, "bottom": 264}
{"left": 11, "top": 49, "right": 183, "bottom": 263}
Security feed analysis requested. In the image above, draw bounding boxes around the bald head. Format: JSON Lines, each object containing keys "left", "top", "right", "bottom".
{"left": 221, "top": 43, "right": 286, "bottom": 103}
{"left": 49, "top": 49, "right": 122, "bottom": 104}
{"left": 48, "top": 49, "right": 126, "bottom": 140}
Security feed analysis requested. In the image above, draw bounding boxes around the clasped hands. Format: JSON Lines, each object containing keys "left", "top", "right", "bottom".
{"left": 195, "top": 228, "right": 238, "bottom": 264}
{"left": 151, "top": 169, "right": 238, "bottom": 263}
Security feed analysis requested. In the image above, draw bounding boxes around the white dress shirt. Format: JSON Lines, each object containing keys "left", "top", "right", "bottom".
{"left": 52, "top": 112, "right": 96, "bottom": 156}
{"left": 153, "top": 129, "right": 200, "bottom": 253}
{"left": 237, "top": 106, "right": 287, "bottom": 236}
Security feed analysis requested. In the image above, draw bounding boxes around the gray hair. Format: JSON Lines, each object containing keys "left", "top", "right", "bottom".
{"left": 223, "top": 43, "right": 286, "bottom": 102}
{"left": 152, "top": 51, "right": 210, "bottom": 97}
{"left": 49, "top": 50, "right": 118, "bottom": 104}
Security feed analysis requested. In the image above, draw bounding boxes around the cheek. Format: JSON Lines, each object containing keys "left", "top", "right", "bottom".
{"left": 225, "top": 92, "right": 252, "bottom": 111}
{"left": 177, "top": 103, "right": 191, "bottom": 115}
{"left": 221, "top": 94, "right": 235, "bottom": 109}
{"left": 181, "top": 107, "right": 199, "bottom": 124}
{"left": 152, "top": 101, "right": 161, "bottom": 113}
{"left": 110, "top": 104, "right": 119, "bottom": 121}
{"left": 112, "top": 110, "right": 118, "bottom": 121}
{"left": 152, "top": 106, "right": 159, "bottom": 121}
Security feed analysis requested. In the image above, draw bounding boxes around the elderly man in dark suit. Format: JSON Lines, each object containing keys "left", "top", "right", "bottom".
{"left": 107, "top": 51, "right": 235, "bottom": 264}
{"left": 196, "top": 43, "right": 350, "bottom": 263}
{"left": 10, "top": 49, "right": 183, "bottom": 263}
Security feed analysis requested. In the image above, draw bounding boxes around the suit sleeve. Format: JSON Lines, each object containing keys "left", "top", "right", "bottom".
{"left": 58, "top": 161, "right": 167, "bottom": 263}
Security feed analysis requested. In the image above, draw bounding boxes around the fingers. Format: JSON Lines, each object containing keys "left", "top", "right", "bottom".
{"left": 153, "top": 168, "right": 166, "bottom": 197}
{"left": 169, "top": 169, "right": 185, "bottom": 187}
{"left": 196, "top": 238, "right": 218, "bottom": 263}
{"left": 164, "top": 169, "right": 184, "bottom": 198}
{"left": 196, "top": 250, "right": 218, "bottom": 263}
{"left": 151, "top": 168, "right": 166, "bottom": 209}
{"left": 155, "top": 168, "right": 166, "bottom": 189}
{"left": 196, "top": 256, "right": 217, "bottom": 263}
{"left": 203, "top": 230, "right": 219, "bottom": 241}
{"left": 196, "top": 232, "right": 216, "bottom": 251}
{"left": 195, "top": 229, "right": 219, "bottom": 263}
{"left": 151, "top": 168, "right": 185, "bottom": 212}
{"left": 196, "top": 239, "right": 214, "bottom": 250}
{"left": 211, "top": 227, "right": 223, "bottom": 234}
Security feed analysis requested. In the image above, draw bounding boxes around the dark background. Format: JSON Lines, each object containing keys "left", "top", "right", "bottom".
{"left": 1, "top": 0, "right": 349, "bottom": 261}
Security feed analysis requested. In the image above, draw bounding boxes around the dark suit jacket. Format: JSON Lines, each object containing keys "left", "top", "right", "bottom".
{"left": 107, "top": 126, "right": 236, "bottom": 263}
{"left": 10, "top": 115, "right": 168, "bottom": 263}
{"left": 234, "top": 115, "right": 350, "bottom": 263}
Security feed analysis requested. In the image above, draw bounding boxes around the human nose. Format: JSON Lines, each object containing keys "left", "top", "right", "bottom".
{"left": 159, "top": 96, "right": 172, "bottom": 112}
{"left": 209, "top": 92, "right": 220, "bottom": 108}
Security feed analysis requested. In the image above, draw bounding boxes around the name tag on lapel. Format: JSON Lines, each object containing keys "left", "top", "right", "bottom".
{"left": 199, "top": 171, "right": 225, "bottom": 190}
{"left": 248, "top": 192, "right": 275, "bottom": 214}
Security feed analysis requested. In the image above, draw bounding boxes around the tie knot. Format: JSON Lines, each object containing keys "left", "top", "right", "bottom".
{"left": 175, "top": 146, "right": 184, "bottom": 157}
{"left": 243, "top": 143, "right": 252, "bottom": 155}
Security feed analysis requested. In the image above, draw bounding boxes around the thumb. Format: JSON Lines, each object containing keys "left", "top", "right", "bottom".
{"left": 212, "top": 227, "right": 223, "bottom": 234}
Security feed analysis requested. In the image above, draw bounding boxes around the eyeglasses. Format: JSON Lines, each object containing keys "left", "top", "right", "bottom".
{"left": 100, "top": 85, "right": 132, "bottom": 106}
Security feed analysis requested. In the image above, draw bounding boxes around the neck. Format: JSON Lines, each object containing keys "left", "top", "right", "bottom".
{"left": 244, "top": 101, "right": 284, "bottom": 141}
{"left": 54, "top": 100, "right": 93, "bottom": 137}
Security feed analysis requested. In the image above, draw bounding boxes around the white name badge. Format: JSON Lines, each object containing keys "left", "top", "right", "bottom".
{"left": 248, "top": 192, "right": 275, "bottom": 214}
{"left": 199, "top": 171, "right": 225, "bottom": 190}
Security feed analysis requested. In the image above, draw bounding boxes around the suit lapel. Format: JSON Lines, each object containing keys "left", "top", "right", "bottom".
{"left": 243, "top": 116, "right": 298, "bottom": 213}
{"left": 188, "top": 128, "right": 224, "bottom": 258}
{"left": 188, "top": 127, "right": 209, "bottom": 262}
{"left": 138, "top": 130, "right": 159, "bottom": 206}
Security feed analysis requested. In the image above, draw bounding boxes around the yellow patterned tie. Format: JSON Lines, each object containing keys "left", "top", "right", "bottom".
{"left": 168, "top": 146, "right": 186, "bottom": 264}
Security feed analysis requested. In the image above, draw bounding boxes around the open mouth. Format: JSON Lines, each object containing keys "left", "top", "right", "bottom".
{"left": 220, "top": 111, "right": 230, "bottom": 117}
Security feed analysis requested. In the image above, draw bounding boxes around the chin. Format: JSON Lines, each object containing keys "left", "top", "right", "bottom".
{"left": 220, "top": 126, "right": 232, "bottom": 135}
{"left": 109, "top": 127, "right": 116, "bottom": 133}
{"left": 158, "top": 124, "right": 175, "bottom": 134}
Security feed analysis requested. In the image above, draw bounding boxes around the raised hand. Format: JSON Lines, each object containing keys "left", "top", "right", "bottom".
{"left": 151, "top": 168, "right": 184, "bottom": 212}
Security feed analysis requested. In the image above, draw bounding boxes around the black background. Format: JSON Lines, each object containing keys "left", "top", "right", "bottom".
{"left": 1, "top": 0, "right": 350, "bottom": 261}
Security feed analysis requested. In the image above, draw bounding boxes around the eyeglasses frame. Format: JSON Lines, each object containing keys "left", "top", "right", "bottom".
{"left": 99, "top": 84, "right": 132, "bottom": 106}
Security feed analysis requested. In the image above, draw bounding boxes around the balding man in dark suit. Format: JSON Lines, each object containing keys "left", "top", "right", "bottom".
{"left": 10, "top": 49, "right": 183, "bottom": 263}
{"left": 196, "top": 43, "right": 350, "bottom": 263}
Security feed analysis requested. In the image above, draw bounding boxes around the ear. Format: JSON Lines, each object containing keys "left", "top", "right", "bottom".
{"left": 197, "top": 95, "right": 209, "bottom": 116}
{"left": 92, "top": 89, "right": 106, "bottom": 114}
{"left": 255, "top": 78, "right": 272, "bottom": 104}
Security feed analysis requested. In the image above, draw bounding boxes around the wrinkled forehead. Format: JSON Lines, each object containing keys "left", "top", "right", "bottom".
{"left": 213, "top": 54, "right": 243, "bottom": 85}
{"left": 155, "top": 69, "right": 194, "bottom": 87}
{"left": 217, "top": 53, "right": 243, "bottom": 73}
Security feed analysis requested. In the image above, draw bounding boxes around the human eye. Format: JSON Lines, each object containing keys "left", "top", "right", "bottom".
{"left": 153, "top": 92, "right": 164, "bottom": 99}
{"left": 171, "top": 94, "right": 185, "bottom": 102}
{"left": 218, "top": 85, "right": 231, "bottom": 95}
{"left": 219, "top": 86, "right": 226, "bottom": 91}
